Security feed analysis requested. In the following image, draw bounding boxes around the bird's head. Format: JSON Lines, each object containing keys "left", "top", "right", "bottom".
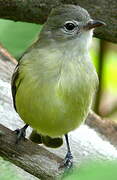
{"left": 39, "top": 5, "right": 105, "bottom": 52}
{"left": 40, "top": 5, "right": 105, "bottom": 41}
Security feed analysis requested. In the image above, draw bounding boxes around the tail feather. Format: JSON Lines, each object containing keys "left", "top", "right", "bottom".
{"left": 29, "top": 130, "right": 63, "bottom": 148}
{"left": 29, "top": 130, "right": 42, "bottom": 144}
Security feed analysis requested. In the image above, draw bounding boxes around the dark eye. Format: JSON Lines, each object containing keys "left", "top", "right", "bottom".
{"left": 64, "top": 22, "right": 76, "bottom": 31}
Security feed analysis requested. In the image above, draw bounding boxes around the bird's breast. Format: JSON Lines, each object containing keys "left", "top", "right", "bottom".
{"left": 16, "top": 54, "right": 98, "bottom": 137}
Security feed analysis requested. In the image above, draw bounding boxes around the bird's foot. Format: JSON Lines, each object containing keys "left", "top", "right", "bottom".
{"left": 60, "top": 151, "right": 73, "bottom": 169}
{"left": 64, "top": 151, "right": 73, "bottom": 169}
{"left": 14, "top": 124, "right": 28, "bottom": 144}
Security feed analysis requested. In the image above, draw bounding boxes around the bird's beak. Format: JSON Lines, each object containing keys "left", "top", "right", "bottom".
{"left": 84, "top": 20, "right": 106, "bottom": 30}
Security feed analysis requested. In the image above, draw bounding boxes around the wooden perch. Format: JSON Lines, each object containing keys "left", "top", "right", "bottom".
{"left": 0, "top": 0, "right": 116, "bottom": 43}
{"left": 0, "top": 124, "right": 63, "bottom": 180}
{"left": 0, "top": 44, "right": 17, "bottom": 64}
{"left": 86, "top": 111, "right": 117, "bottom": 148}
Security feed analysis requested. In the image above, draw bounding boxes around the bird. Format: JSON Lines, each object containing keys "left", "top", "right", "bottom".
{"left": 11, "top": 4, "right": 105, "bottom": 168}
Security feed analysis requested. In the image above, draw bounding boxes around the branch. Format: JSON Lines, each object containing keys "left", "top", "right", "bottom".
{"left": 86, "top": 111, "right": 117, "bottom": 148}
{"left": 0, "top": 44, "right": 17, "bottom": 64}
{"left": 0, "top": 0, "right": 116, "bottom": 43}
{"left": 0, "top": 124, "right": 63, "bottom": 180}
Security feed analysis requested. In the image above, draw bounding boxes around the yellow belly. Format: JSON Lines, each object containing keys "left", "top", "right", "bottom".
{"left": 16, "top": 76, "right": 93, "bottom": 137}
{"left": 16, "top": 51, "right": 98, "bottom": 137}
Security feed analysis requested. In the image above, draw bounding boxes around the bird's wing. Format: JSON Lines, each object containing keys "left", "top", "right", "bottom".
{"left": 11, "top": 44, "right": 38, "bottom": 112}
{"left": 11, "top": 63, "right": 19, "bottom": 112}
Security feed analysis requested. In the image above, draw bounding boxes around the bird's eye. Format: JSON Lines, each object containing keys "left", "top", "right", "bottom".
{"left": 64, "top": 22, "right": 76, "bottom": 31}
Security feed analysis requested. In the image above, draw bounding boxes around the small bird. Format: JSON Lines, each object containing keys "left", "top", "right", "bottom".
{"left": 11, "top": 4, "right": 105, "bottom": 168}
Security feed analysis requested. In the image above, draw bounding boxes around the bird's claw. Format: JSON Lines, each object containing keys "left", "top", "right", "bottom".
{"left": 59, "top": 152, "right": 73, "bottom": 169}
{"left": 64, "top": 152, "right": 73, "bottom": 169}
{"left": 14, "top": 128, "right": 26, "bottom": 144}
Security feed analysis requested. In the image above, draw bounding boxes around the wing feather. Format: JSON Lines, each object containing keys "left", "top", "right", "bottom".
{"left": 11, "top": 64, "right": 19, "bottom": 111}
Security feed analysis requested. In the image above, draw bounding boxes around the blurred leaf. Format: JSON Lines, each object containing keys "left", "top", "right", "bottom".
{"left": 0, "top": 157, "right": 21, "bottom": 180}
{"left": 0, "top": 19, "right": 42, "bottom": 59}
{"left": 103, "top": 51, "right": 117, "bottom": 93}
{"left": 91, "top": 40, "right": 117, "bottom": 93}
{"left": 62, "top": 161, "right": 117, "bottom": 180}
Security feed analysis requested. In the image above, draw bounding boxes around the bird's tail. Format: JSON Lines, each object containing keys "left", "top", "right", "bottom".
{"left": 29, "top": 130, "right": 63, "bottom": 148}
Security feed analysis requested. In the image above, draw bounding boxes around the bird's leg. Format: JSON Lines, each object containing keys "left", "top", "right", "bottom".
{"left": 14, "top": 124, "right": 29, "bottom": 144}
{"left": 64, "top": 134, "right": 73, "bottom": 169}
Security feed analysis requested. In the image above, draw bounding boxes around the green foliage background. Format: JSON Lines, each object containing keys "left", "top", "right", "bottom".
{"left": 0, "top": 19, "right": 41, "bottom": 58}
{"left": 0, "top": 157, "right": 23, "bottom": 180}
{"left": 62, "top": 161, "right": 117, "bottom": 180}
